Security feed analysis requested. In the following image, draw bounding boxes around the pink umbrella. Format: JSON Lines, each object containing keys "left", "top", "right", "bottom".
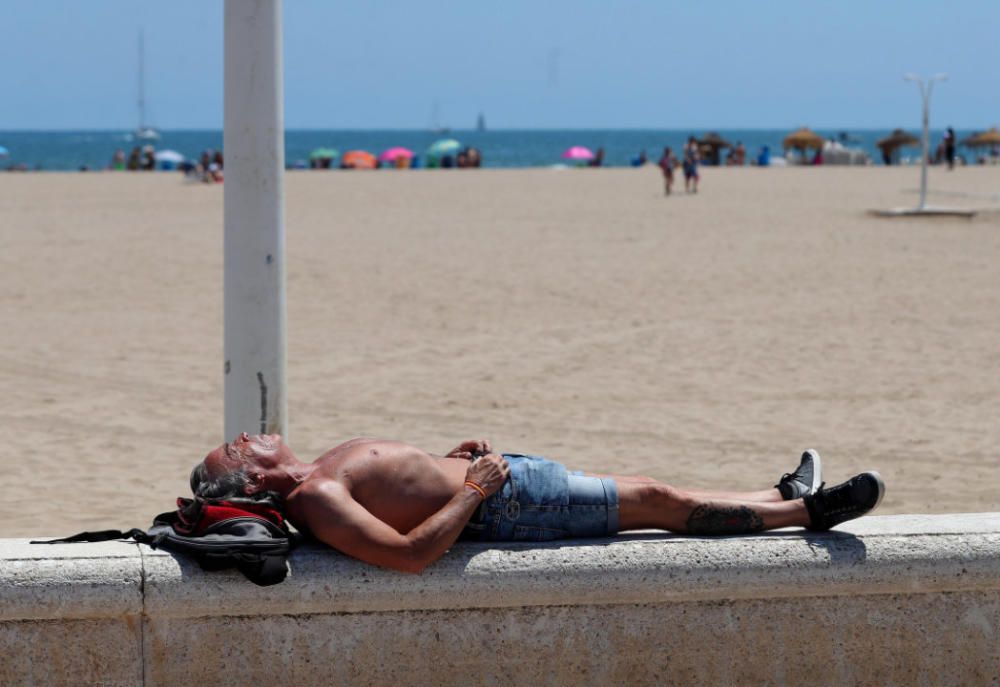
{"left": 562, "top": 146, "right": 595, "bottom": 161}
{"left": 378, "top": 147, "right": 415, "bottom": 162}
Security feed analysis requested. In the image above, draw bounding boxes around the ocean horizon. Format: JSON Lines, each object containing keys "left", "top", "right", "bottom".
{"left": 0, "top": 127, "right": 985, "bottom": 171}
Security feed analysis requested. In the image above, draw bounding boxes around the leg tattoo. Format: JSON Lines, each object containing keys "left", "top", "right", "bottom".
{"left": 686, "top": 504, "right": 765, "bottom": 535}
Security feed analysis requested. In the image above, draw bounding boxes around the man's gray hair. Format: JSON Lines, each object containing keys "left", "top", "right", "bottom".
{"left": 189, "top": 461, "right": 252, "bottom": 499}
{"left": 189, "top": 461, "right": 284, "bottom": 505}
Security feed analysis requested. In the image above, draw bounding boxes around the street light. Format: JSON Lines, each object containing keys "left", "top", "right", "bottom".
{"left": 903, "top": 73, "right": 947, "bottom": 210}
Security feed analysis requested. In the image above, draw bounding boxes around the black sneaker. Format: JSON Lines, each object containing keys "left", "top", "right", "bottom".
{"left": 775, "top": 449, "right": 823, "bottom": 500}
{"left": 803, "top": 472, "right": 886, "bottom": 531}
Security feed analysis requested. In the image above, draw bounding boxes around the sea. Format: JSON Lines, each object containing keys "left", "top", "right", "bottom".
{"left": 0, "top": 128, "right": 977, "bottom": 171}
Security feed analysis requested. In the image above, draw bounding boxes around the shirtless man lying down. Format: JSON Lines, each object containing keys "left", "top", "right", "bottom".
{"left": 190, "top": 433, "right": 884, "bottom": 573}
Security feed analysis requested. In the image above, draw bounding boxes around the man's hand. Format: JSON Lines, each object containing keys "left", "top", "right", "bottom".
{"left": 465, "top": 454, "right": 510, "bottom": 497}
{"left": 445, "top": 439, "right": 492, "bottom": 460}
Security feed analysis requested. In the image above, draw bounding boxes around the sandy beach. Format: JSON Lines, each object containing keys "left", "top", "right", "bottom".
{"left": 1, "top": 165, "right": 998, "bottom": 537}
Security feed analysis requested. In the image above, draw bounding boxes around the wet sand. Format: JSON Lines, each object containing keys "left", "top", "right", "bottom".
{"left": 2, "top": 164, "right": 998, "bottom": 536}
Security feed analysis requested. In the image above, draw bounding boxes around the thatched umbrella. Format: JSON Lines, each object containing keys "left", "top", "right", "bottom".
{"left": 960, "top": 127, "right": 1000, "bottom": 147}
{"left": 698, "top": 132, "right": 731, "bottom": 165}
{"left": 783, "top": 127, "right": 825, "bottom": 150}
{"left": 877, "top": 129, "right": 919, "bottom": 150}
{"left": 876, "top": 129, "right": 919, "bottom": 164}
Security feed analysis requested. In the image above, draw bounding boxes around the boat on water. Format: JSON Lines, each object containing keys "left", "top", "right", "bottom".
{"left": 133, "top": 29, "right": 160, "bottom": 141}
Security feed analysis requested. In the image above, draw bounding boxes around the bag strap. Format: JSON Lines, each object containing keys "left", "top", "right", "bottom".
{"left": 31, "top": 529, "right": 151, "bottom": 545}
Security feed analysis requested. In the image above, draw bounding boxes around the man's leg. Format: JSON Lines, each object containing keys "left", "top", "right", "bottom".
{"left": 613, "top": 479, "right": 807, "bottom": 534}
{"left": 583, "top": 473, "right": 781, "bottom": 503}
{"left": 608, "top": 467, "right": 885, "bottom": 535}
{"left": 583, "top": 448, "right": 822, "bottom": 505}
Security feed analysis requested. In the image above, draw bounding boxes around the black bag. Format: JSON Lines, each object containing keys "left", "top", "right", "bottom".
{"left": 32, "top": 496, "right": 296, "bottom": 586}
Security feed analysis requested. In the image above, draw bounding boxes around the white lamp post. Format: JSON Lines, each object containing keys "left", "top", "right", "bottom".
{"left": 223, "top": 0, "right": 288, "bottom": 441}
{"left": 873, "top": 72, "right": 973, "bottom": 217}
{"left": 903, "top": 73, "right": 947, "bottom": 210}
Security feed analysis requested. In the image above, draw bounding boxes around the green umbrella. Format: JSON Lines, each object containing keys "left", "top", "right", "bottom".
{"left": 426, "top": 138, "right": 461, "bottom": 158}
{"left": 309, "top": 147, "right": 339, "bottom": 160}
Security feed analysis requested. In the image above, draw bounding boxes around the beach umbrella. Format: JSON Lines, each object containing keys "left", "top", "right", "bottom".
{"left": 341, "top": 150, "right": 377, "bottom": 169}
{"left": 153, "top": 149, "right": 186, "bottom": 164}
{"left": 699, "top": 132, "right": 732, "bottom": 149}
{"left": 960, "top": 127, "right": 1000, "bottom": 147}
{"left": 426, "top": 138, "right": 462, "bottom": 158}
{"left": 378, "top": 146, "right": 415, "bottom": 163}
{"left": 308, "top": 147, "right": 339, "bottom": 161}
{"left": 876, "top": 129, "right": 919, "bottom": 151}
{"left": 698, "top": 132, "right": 732, "bottom": 165}
{"left": 782, "top": 127, "right": 825, "bottom": 150}
{"left": 562, "top": 146, "right": 595, "bottom": 161}
{"left": 0, "top": 145, "right": 8, "bottom": 157}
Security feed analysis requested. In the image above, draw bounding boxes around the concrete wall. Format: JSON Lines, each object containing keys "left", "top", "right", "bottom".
{"left": 2, "top": 513, "right": 999, "bottom": 686}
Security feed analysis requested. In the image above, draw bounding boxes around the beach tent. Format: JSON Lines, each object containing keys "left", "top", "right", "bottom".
{"left": 341, "top": 150, "right": 377, "bottom": 169}
{"left": 960, "top": 127, "right": 1000, "bottom": 147}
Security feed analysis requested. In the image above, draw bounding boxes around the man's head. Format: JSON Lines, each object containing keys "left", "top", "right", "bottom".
{"left": 191, "top": 432, "right": 291, "bottom": 500}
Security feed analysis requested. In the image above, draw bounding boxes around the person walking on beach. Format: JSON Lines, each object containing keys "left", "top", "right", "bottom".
{"left": 657, "top": 146, "right": 676, "bottom": 195}
{"left": 944, "top": 127, "right": 956, "bottom": 170}
{"left": 683, "top": 137, "right": 700, "bottom": 193}
{"left": 191, "top": 433, "right": 885, "bottom": 574}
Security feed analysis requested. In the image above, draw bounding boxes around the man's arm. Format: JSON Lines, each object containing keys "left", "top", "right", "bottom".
{"left": 299, "top": 455, "right": 509, "bottom": 574}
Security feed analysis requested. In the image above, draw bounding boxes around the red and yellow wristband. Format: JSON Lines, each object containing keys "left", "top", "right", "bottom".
{"left": 464, "top": 480, "right": 487, "bottom": 500}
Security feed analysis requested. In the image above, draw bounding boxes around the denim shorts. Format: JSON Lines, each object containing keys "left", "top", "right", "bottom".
{"left": 462, "top": 454, "right": 619, "bottom": 542}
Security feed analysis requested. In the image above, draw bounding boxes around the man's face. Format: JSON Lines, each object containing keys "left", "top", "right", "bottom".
{"left": 202, "top": 432, "right": 284, "bottom": 479}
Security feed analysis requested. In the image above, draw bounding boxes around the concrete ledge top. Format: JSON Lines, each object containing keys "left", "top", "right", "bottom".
{"left": 0, "top": 541, "right": 142, "bottom": 621}
{"left": 3, "top": 513, "right": 999, "bottom": 621}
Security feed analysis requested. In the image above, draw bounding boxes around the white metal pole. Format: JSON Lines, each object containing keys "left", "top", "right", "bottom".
{"left": 223, "top": 0, "right": 287, "bottom": 441}
{"left": 137, "top": 29, "right": 145, "bottom": 131}
{"left": 919, "top": 81, "right": 930, "bottom": 210}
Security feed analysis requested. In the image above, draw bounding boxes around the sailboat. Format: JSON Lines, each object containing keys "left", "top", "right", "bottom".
{"left": 134, "top": 29, "right": 160, "bottom": 141}
{"left": 428, "top": 100, "right": 450, "bottom": 135}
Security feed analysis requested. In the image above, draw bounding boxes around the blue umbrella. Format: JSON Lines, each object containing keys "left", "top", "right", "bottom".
{"left": 0, "top": 146, "right": 9, "bottom": 157}
{"left": 426, "top": 138, "right": 461, "bottom": 159}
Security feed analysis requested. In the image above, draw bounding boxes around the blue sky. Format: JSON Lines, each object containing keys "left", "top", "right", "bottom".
{"left": 1, "top": 0, "right": 997, "bottom": 130}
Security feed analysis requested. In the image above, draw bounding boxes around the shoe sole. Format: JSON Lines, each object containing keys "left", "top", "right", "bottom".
{"left": 803, "top": 449, "right": 823, "bottom": 495}
{"left": 863, "top": 470, "right": 886, "bottom": 512}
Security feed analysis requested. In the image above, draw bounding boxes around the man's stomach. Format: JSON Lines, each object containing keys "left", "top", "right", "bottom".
{"left": 351, "top": 455, "right": 473, "bottom": 534}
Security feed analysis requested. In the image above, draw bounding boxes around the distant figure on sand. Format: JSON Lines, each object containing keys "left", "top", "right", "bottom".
{"left": 126, "top": 147, "right": 142, "bottom": 171}
{"left": 191, "top": 434, "right": 885, "bottom": 573}
{"left": 657, "top": 146, "right": 675, "bottom": 195}
{"left": 141, "top": 145, "right": 156, "bottom": 171}
{"left": 110, "top": 149, "right": 126, "bottom": 171}
{"left": 944, "top": 127, "right": 956, "bottom": 170}
{"left": 589, "top": 147, "right": 605, "bottom": 167}
{"left": 732, "top": 141, "right": 746, "bottom": 166}
{"left": 683, "top": 137, "right": 700, "bottom": 193}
